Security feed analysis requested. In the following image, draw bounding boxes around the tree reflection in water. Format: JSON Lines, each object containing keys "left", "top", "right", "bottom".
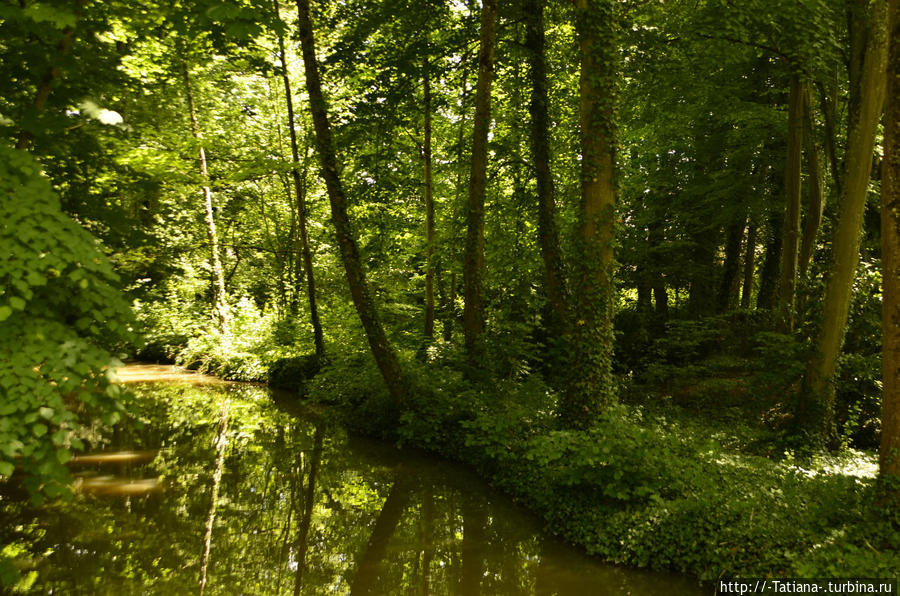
{"left": 0, "top": 366, "right": 703, "bottom": 595}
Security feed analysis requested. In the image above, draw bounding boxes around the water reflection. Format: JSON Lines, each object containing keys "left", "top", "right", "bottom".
{"left": 0, "top": 365, "right": 704, "bottom": 595}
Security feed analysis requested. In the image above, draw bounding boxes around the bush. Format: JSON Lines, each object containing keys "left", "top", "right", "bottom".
{"left": 268, "top": 354, "right": 322, "bottom": 392}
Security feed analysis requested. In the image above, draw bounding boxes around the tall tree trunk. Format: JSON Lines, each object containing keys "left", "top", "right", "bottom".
{"left": 525, "top": 0, "right": 568, "bottom": 337}
{"left": 880, "top": 0, "right": 900, "bottom": 487}
{"left": 799, "top": 81, "right": 826, "bottom": 278}
{"left": 801, "top": 0, "right": 889, "bottom": 444}
{"left": 756, "top": 206, "right": 783, "bottom": 311}
{"left": 295, "top": 0, "right": 408, "bottom": 405}
{"left": 423, "top": 55, "right": 436, "bottom": 341}
{"left": 741, "top": 221, "right": 757, "bottom": 309}
{"left": 562, "top": 0, "right": 619, "bottom": 428}
{"left": 274, "top": 0, "right": 325, "bottom": 359}
{"left": 181, "top": 58, "right": 230, "bottom": 330}
{"left": 718, "top": 217, "right": 745, "bottom": 313}
{"left": 463, "top": 0, "right": 499, "bottom": 364}
{"left": 688, "top": 230, "right": 717, "bottom": 317}
{"left": 778, "top": 75, "right": 804, "bottom": 330}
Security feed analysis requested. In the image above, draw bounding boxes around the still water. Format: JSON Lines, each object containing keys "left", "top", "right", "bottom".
{"left": 3, "top": 365, "right": 705, "bottom": 595}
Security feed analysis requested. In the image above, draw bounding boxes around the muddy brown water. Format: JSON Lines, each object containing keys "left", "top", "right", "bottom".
{"left": 2, "top": 364, "right": 706, "bottom": 595}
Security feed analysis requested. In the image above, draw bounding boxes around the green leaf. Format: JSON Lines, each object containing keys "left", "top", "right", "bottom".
{"left": 0, "top": 306, "right": 11, "bottom": 321}
{"left": 39, "top": 406, "right": 54, "bottom": 420}
{"left": 8, "top": 296, "right": 25, "bottom": 311}
{"left": 0, "top": 462, "right": 13, "bottom": 477}
{"left": 32, "top": 423, "right": 47, "bottom": 437}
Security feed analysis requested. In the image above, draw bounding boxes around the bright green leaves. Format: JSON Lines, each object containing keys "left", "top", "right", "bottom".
{"left": 0, "top": 145, "right": 134, "bottom": 505}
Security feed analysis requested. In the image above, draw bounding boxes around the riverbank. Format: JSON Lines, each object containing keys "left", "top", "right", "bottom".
{"left": 180, "top": 352, "right": 900, "bottom": 581}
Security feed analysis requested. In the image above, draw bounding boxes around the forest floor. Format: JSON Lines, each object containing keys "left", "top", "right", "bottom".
{"left": 294, "top": 361, "right": 899, "bottom": 582}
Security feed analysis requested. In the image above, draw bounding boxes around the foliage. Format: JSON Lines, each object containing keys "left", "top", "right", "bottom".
{"left": 267, "top": 353, "right": 322, "bottom": 392}
{"left": 0, "top": 145, "right": 133, "bottom": 504}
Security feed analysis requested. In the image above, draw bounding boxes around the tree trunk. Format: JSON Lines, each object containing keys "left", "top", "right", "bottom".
{"left": 525, "top": 0, "right": 568, "bottom": 337}
{"left": 181, "top": 58, "right": 230, "bottom": 330}
{"left": 880, "top": 0, "right": 900, "bottom": 487}
{"left": 741, "top": 221, "right": 757, "bottom": 309}
{"left": 718, "top": 217, "right": 745, "bottom": 313}
{"left": 295, "top": 0, "right": 408, "bottom": 404}
{"left": 799, "top": 81, "right": 825, "bottom": 279}
{"left": 801, "top": 0, "right": 889, "bottom": 444}
{"left": 649, "top": 218, "right": 668, "bottom": 317}
{"left": 777, "top": 75, "right": 804, "bottom": 330}
{"left": 562, "top": 0, "right": 619, "bottom": 428}
{"left": 275, "top": 0, "right": 325, "bottom": 359}
{"left": 462, "top": 0, "right": 499, "bottom": 364}
{"left": 756, "top": 207, "right": 783, "bottom": 311}
{"left": 423, "top": 55, "right": 436, "bottom": 341}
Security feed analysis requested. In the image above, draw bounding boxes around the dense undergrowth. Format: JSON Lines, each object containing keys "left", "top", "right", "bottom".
{"left": 132, "top": 298, "right": 898, "bottom": 581}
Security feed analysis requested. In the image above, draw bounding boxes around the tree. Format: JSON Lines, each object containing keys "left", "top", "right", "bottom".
{"left": 294, "top": 0, "right": 408, "bottom": 405}
{"left": 462, "top": 0, "right": 499, "bottom": 364}
{"left": 0, "top": 145, "right": 132, "bottom": 502}
{"left": 525, "top": 0, "right": 568, "bottom": 341}
{"left": 800, "top": 0, "right": 889, "bottom": 444}
{"left": 561, "top": 0, "right": 619, "bottom": 428}
{"left": 881, "top": 0, "right": 900, "bottom": 488}
{"left": 777, "top": 75, "right": 804, "bottom": 330}
{"left": 273, "top": 0, "right": 325, "bottom": 359}
{"left": 180, "top": 55, "right": 230, "bottom": 331}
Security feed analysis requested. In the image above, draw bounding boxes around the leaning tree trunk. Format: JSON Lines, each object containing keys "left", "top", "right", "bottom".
{"left": 462, "top": 0, "right": 499, "bottom": 365}
{"left": 274, "top": 0, "right": 325, "bottom": 359}
{"left": 525, "top": 0, "right": 568, "bottom": 338}
{"left": 880, "top": 0, "right": 900, "bottom": 488}
{"left": 561, "top": 0, "right": 619, "bottom": 428}
{"left": 181, "top": 58, "right": 230, "bottom": 330}
{"left": 777, "top": 75, "right": 804, "bottom": 331}
{"left": 295, "top": 0, "right": 407, "bottom": 405}
{"left": 801, "top": 0, "right": 889, "bottom": 445}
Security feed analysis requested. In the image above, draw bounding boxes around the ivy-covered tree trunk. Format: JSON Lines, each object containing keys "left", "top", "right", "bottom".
{"left": 880, "top": 0, "right": 900, "bottom": 487}
{"left": 295, "top": 0, "right": 407, "bottom": 405}
{"left": 462, "top": 0, "right": 498, "bottom": 364}
{"left": 181, "top": 58, "right": 230, "bottom": 330}
{"left": 777, "top": 75, "right": 804, "bottom": 330}
{"left": 561, "top": 0, "right": 619, "bottom": 428}
{"left": 799, "top": 82, "right": 825, "bottom": 278}
{"left": 423, "top": 56, "right": 436, "bottom": 341}
{"left": 801, "top": 0, "right": 889, "bottom": 444}
{"left": 525, "top": 0, "right": 568, "bottom": 338}
{"left": 274, "top": 0, "right": 325, "bottom": 360}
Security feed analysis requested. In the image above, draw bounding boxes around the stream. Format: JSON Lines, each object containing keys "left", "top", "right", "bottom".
{"left": 2, "top": 364, "right": 706, "bottom": 595}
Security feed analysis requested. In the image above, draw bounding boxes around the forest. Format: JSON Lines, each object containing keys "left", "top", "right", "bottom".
{"left": 1, "top": 0, "right": 900, "bottom": 591}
